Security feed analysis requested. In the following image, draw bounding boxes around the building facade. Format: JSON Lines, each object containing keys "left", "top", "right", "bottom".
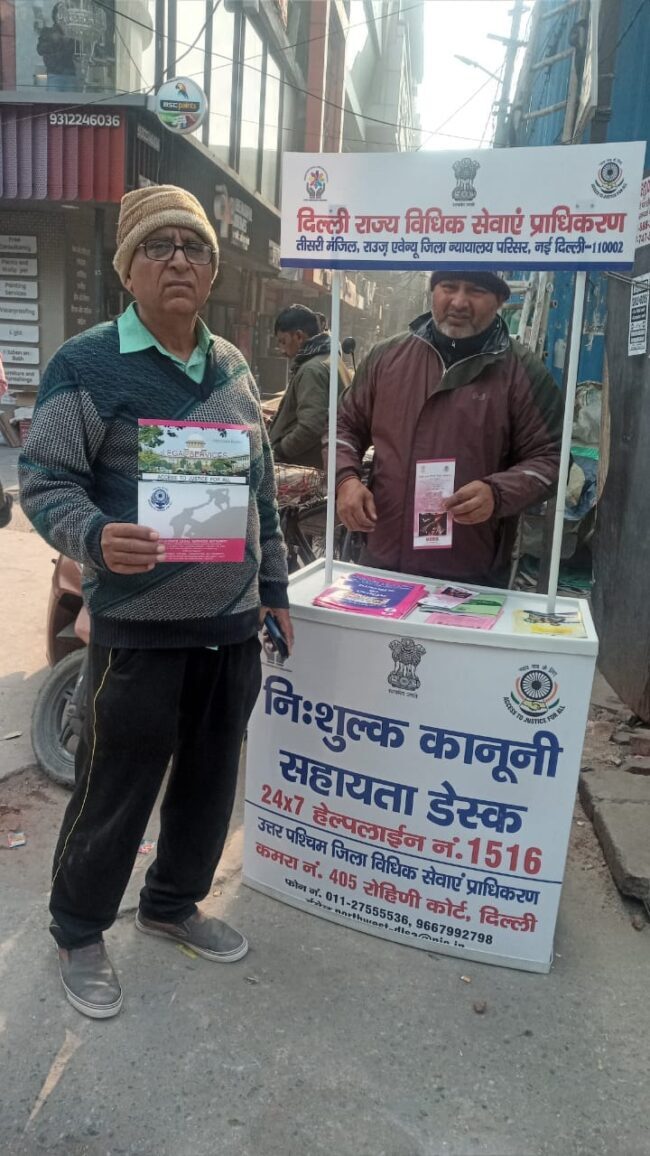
{"left": 506, "top": 0, "right": 650, "bottom": 718}
{"left": 0, "top": 0, "right": 422, "bottom": 402}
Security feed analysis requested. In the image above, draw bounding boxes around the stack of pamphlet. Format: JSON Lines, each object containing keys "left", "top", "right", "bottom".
{"left": 512, "top": 608, "right": 586, "bottom": 638}
{"left": 313, "top": 572, "right": 427, "bottom": 619}
{"left": 421, "top": 586, "right": 506, "bottom": 630}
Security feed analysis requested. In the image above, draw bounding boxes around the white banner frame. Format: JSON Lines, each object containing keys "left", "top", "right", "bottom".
{"left": 279, "top": 144, "right": 646, "bottom": 609}
{"left": 281, "top": 143, "right": 645, "bottom": 272}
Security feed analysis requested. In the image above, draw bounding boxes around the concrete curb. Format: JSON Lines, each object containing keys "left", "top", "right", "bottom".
{"left": 579, "top": 769, "right": 650, "bottom": 901}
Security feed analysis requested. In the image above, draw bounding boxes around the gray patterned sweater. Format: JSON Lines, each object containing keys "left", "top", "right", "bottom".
{"left": 19, "top": 322, "right": 289, "bottom": 648}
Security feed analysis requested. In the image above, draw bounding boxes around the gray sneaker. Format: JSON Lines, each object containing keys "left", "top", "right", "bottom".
{"left": 135, "top": 909, "right": 248, "bottom": 962}
{"left": 58, "top": 942, "right": 123, "bottom": 1019}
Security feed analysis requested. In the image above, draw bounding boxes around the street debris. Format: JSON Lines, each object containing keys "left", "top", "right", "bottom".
{"left": 459, "top": 975, "right": 472, "bottom": 984}
{"left": 3, "top": 731, "right": 22, "bottom": 741}
{"left": 473, "top": 1001, "right": 487, "bottom": 1015}
{"left": 621, "top": 757, "right": 650, "bottom": 776}
{"left": 244, "top": 975, "right": 259, "bottom": 985}
{"left": 138, "top": 839, "right": 156, "bottom": 855}
{"left": 7, "top": 830, "right": 26, "bottom": 848}
{"left": 631, "top": 912, "right": 646, "bottom": 931}
{"left": 177, "top": 944, "right": 199, "bottom": 960}
{"left": 212, "top": 887, "right": 223, "bottom": 897}
{"left": 26, "top": 1029, "right": 82, "bottom": 1127}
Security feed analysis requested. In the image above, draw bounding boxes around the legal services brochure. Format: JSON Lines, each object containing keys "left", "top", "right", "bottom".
{"left": 513, "top": 608, "right": 587, "bottom": 638}
{"left": 137, "top": 419, "right": 250, "bottom": 562}
{"left": 425, "top": 591, "right": 506, "bottom": 631}
{"left": 313, "top": 572, "right": 427, "bottom": 618}
{"left": 413, "top": 458, "right": 455, "bottom": 549}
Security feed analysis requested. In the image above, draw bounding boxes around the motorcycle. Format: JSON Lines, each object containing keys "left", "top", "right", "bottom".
{"left": 0, "top": 480, "right": 13, "bottom": 528}
{"left": 31, "top": 555, "right": 87, "bottom": 789}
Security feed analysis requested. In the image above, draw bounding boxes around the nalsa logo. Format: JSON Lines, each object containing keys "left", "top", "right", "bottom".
{"left": 592, "top": 158, "right": 627, "bottom": 199}
{"left": 504, "top": 664, "right": 565, "bottom": 725}
{"left": 451, "top": 157, "right": 480, "bottom": 204}
{"left": 305, "top": 166, "right": 328, "bottom": 200}
{"left": 388, "top": 637, "right": 426, "bottom": 693}
{"left": 148, "top": 486, "right": 171, "bottom": 511}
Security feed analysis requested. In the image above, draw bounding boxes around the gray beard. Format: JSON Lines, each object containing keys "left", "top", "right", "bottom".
{"left": 435, "top": 318, "right": 476, "bottom": 338}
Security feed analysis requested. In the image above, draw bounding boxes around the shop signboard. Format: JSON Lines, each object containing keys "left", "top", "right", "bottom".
{"left": 5, "top": 367, "right": 40, "bottom": 387}
{"left": 0, "top": 345, "right": 39, "bottom": 365}
{"left": 0, "top": 236, "right": 37, "bottom": 254}
{"left": 0, "top": 280, "right": 37, "bottom": 300}
{"left": 0, "top": 323, "right": 39, "bottom": 344}
{"left": 0, "top": 258, "right": 38, "bottom": 278}
{"left": 155, "top": 77, "right": 207, "bottom": 135}
{"left": 0, "top": 302, "right": 39, "bottom": 323}
{"left": 280, "top": 142, "right": 645, "bottom": 271}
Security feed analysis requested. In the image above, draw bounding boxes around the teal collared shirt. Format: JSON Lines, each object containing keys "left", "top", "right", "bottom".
{"left": 117, "top": 302, "right": 214, "bottom": 383}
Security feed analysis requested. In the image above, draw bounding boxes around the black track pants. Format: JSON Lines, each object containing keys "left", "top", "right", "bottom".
{"left": 49, "top": 639, "right": 261, "bottom": 949}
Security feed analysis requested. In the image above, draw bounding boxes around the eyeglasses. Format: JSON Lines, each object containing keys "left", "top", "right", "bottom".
{"left": 137, "top": 239, "right": 215, "bottom": 265}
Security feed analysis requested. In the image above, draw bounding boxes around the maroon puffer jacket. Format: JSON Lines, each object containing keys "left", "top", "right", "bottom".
{"left": 328, "top": 314, "right": 563, "bottom": 585}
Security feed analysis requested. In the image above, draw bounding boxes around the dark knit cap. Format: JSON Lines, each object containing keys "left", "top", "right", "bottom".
{"left": 429, "top": 270, "right": 511, "bottom": 301}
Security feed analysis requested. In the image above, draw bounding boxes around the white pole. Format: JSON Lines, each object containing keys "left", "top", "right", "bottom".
{"left": 546, "top": 269, "right": 586, "bottom": 612}
{"left": 324, "top": 269, "right": 341, "bottom": 586}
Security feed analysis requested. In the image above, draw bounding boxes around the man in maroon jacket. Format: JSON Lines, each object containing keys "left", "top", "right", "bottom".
{"left": 331, "top": 270, "right": 563, "bottom": 586}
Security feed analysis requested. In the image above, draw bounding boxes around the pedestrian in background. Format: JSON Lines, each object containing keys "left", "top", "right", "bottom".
{"left": 270, "top": 303, "right": 350, "bottom": 469}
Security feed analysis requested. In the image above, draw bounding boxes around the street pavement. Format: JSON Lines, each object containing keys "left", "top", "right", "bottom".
{"left": 1, "top": 764, "right": 649, "bottom": 1156}
{"left": 1, "top": 444, "right": 649, "bottom": 1156}
{"left": 0, "top": 446, "right": 53, "bottom": 782}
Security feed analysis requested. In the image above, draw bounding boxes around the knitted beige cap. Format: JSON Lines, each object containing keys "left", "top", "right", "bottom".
{"left": 113, "top": 185, "right": 219, "bottom": 286}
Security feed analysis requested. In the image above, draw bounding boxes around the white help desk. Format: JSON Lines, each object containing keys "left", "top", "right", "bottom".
{"left": 244, "top": 560, "right": 597, "bottom": 974}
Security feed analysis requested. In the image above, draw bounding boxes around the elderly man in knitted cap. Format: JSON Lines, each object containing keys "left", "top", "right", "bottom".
{"left": 20, "top": 185, "right": 292, "bottom": 1019}
{"left": 332, "top": 270, "right": 563, "bottom": 586}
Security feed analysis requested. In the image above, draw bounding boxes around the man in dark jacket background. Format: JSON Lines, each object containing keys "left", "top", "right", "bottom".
{"left": 270, "top": 304, "right": 350, "bottom": 469}
{"left": 332, "top": 270, "right": 563, "bottom": 586}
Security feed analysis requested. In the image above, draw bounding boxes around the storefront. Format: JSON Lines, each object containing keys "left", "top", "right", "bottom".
{"left": 0, "top": 100, "right": 289, "bottom": 406}
{"left": 0, "top": 102, "right": 126, "bottom": 407}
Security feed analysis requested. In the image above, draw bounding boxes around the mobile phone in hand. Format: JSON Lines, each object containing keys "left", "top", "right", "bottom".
{"left": 263, "top": 612, "right": 289, "bottom": 660}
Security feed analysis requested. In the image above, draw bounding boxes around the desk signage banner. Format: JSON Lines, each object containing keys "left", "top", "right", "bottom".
{"left": 244, "top": 618, "right": 594, "bottom": 972}
{"left": 280, "top": 142, "right": 645, "bottom": 272}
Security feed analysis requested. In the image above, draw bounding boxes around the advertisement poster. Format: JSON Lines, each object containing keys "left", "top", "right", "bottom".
{"left": 244, "top": 616, "right": 595, "bottom": 972}
{"left": 137, "top": 420, "right": 250, "bottom": 562}
{"left": 636, "top": 175, "right": 650, "bottom": 252}
{"left": 280, "top": 142, "right": 645, "bottom": 271}
{"left": 627, "top": 274, "right": 650, "bottom": 356}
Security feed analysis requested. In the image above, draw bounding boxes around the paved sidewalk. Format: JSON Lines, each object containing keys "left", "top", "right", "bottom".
{"left": 0, "top": 446, "right": 53, "bottom": 780}
{"left": 1, "top": 763, "right": 649, "bottom": 1156}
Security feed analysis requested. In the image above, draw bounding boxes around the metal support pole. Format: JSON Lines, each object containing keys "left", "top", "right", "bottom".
{"left": 546, "top": 270, "right": 586, "bottom": 612}
{"left": 154, "top": 0, "right": 165, "bottom": 89}
{"left": 324, "top": 270, "right": 341, "bottom": 587}
{"left": 493, "top": 0, "right": 526, "bottom": 147}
